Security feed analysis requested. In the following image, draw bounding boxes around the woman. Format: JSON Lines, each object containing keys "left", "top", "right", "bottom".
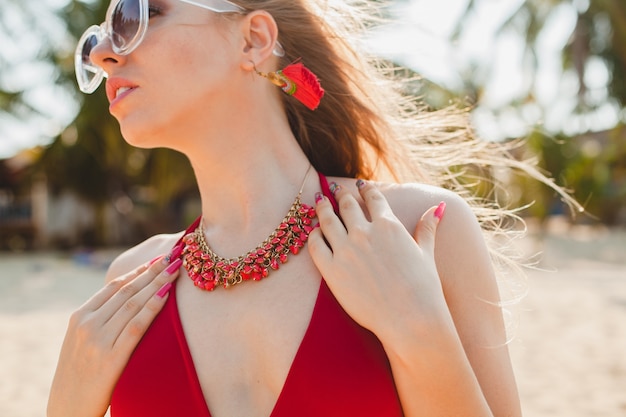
{"left": 49, "top": 0, "right": 532, "bottom": 416}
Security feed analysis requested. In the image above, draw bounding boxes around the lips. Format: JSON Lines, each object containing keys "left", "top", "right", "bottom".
{"left": 105, "top": 77, "right": 138, "bottom": 104}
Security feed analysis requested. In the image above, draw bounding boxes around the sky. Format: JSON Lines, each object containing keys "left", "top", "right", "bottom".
{"left": 0, "top": 0, "right": 620, "bottom": 158}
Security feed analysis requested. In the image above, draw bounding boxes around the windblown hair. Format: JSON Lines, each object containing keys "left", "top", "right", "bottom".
{"left": 231, "top": 0, "right": 580, "bottom": 311}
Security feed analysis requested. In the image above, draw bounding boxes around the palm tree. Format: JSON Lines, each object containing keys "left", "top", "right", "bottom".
{"left": 1, "top": 0, "right": 198, "bottom": 246}
{"left": 455, "top": 0, "right": 626, "bottom": 223}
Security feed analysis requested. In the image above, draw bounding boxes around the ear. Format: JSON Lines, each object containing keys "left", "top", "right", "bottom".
{"left": 239, "top": 11, "right": 281, "bottom": 71}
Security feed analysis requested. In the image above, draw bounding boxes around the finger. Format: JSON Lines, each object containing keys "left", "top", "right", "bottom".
{"left": 104, "top": 258, "right": 181, "bottom": 326}
{"left": 307, "top": 226, "right": 334, "bottom": 275}
{"left": 355, "top": 179, "right": 394, "bottom": 219}
{"left": 79, "top": 262, "right": 151, "bottom": 313}
{"left": 414, "top": 201, "right": 446, "bottom": 253}
{"left": 329, "top": 182, "right": 368, "bottom": 229}
{"left": 112, "top": 260, "right": 182, "bottom": 348}
{"left": 93, "top": 257, "right": 172, "bottom": 327}
{"left": 314, "top": 191, "right": 347, "bottom": 249}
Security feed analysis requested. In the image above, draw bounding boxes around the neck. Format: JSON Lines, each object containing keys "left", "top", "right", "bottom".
{"left": 181, "top": 111, "right": 319, "bottom": 258}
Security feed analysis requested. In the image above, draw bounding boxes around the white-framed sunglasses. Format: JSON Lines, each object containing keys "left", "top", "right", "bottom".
{"left": 75, "top": 0, "right": 285, "bottom": 94}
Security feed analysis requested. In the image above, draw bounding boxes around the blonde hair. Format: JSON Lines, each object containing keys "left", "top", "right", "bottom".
{"left": 231, "top": 0, "right": 581, "bottom": 307}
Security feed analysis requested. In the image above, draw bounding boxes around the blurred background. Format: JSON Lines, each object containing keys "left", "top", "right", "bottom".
{"left": 1, "top": 0, "right": 625, "bottom": 251}
{"left": 0, "top": 1, "right": 625, "bottom": 417}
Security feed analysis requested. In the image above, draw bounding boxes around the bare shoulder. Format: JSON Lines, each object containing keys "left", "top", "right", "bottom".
{"left": 330, "top": 178, "right": 488, "bottom": 285}
{"left": 331, "top": 177, "right": 477, "bottom": 236}
{"left": 105, "top": 232, "right": 184, "bottom": 283}
{"left": 378, "top": 182, "right": 490, "bottom": 283}
{"left": 376, "top": 181, "right": 475, "bottom": 231}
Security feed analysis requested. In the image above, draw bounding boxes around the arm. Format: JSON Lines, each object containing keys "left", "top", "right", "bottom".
{"left": 308, "top": 180, "right": 521, "bottom": 417}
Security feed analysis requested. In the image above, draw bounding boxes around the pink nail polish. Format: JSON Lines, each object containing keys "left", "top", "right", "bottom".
{"left": 315, "top": 192, "right": 323, "bottom": 204}
{"left": 434, "top": 201, "right": 446, "bottom": 220}
{"left": 165, "top": 258, "right": 183, "bottom": 274}
{"left": 329, "top": 182, "right": 340, "bottom": 195}
{"left": 169, "top": 244, "right": 183, "bottom": 263}
{"left": 148, "top": 255, "right": 162, "bottom": 266}
{"left": 156, "top": 282, "right": 172, "bottom": 298}
{"left": 356, "top": 179, "right": 365, "bottom": 189}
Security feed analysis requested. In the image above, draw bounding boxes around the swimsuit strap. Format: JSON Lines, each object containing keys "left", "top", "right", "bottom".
{"left": 173, "top": 215, "right": 201, "bottom": 250}
{"left": 317, "top": 171, "right": 340, "bottom": 215}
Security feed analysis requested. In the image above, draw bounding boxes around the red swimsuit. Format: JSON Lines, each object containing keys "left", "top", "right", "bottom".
{"left": 110, "top": 174, "right": 404, "bottom": 416}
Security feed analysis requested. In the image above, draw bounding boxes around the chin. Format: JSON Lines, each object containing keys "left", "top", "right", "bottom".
{"left": 116, "top": 116, "right": 166, "bottom": 149}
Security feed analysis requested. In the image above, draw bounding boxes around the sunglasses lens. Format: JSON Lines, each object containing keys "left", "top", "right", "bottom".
{"left": 111, "top": 0, "right": 142, "bottom": 53}
{"left": 75, "top": 28, "right": 104, "bottom": 93}
{"left": 80, "top": 34, "right": 98, "bottom": 68}
{"left": 74, "top": 0, "right": 146, "bottom": 93}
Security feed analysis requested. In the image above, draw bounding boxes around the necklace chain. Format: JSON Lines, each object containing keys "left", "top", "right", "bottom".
{"left": 182, "top": 166, "right": 316, "bottom": 291}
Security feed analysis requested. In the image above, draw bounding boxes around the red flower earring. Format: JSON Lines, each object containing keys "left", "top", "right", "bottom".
{"left": 254, "top": 59, "right": 325, "bottom": 110}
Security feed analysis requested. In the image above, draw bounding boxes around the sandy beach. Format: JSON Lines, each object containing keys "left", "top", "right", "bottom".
{"left": 1, "top": 223, "right": 625, "bottom": 417}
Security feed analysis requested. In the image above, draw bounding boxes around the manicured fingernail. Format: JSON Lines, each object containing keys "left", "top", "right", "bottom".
{"left": 169, "top": 244, "right": 183, "bottom": 263}
{"left": 165, "top": 258, "right": 183, "bottom": 274}
{"left": 149, "top": 255, "right": 162, "bottom": 266}
{"left": 156, "top": 282, "right": 172, "bottom": 298}
{"left": 434, "top": 201, "right": 446, "bottom": 220}
{"left": 329, "top": 182, "right": 340, "bottom": 195}
{"left": 356, "top": 179, "right": 366, "bottom": 189}
{"left": 315, "top": 192, "right": 323, "bottom": 204}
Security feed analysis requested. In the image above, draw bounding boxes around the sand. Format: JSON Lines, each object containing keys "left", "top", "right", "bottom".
{"left": 509, "top": 222, "right": 626, "bottom": 417}
{"left": 1, "top": 223, "right": 625, "bottom": 417}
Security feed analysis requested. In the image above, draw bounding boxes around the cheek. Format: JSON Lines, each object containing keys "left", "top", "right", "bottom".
{"left": 116, "top": 30, "right": 237, "bottom": 141}
{"left": 163, "top": 26, "right": 236, "bottom": 75}
{"left": 165, "top": 42, "right": 234, "bottom": 98}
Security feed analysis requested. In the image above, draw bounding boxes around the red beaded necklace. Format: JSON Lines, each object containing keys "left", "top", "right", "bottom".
{"left": 181, "top": 167, "right": 317, "bottom": 291}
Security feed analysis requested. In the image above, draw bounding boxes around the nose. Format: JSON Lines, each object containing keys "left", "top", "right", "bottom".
{"left": 89, "top": 36, "right": 125, "bottom": 75}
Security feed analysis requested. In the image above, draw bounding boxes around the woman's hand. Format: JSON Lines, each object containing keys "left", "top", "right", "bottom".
{"left": 47, "top": 256, "right": 182, "bottom": 417}
{"left": 309, "top": 181, "right": 518, "bottom": 417}
{"left": 307, "top": 180, "right": 447, "bottom": 342}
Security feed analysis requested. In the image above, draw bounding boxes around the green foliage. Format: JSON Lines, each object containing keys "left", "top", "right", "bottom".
{"left": 455, "top": 0, "right": 626, "bottom": 224}
{"left": 1, "top": 0, "right": 197, "bottom": 245}
{"left": 520, "top": 126, "right": 626, "bottom": 224}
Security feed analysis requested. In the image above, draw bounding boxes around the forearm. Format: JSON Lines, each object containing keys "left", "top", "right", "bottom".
{"left": 382, "top": 310, "right": 493, "bottom": 417}
{"left": 47, "top": 376, "right": 110, "bottom": 417}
